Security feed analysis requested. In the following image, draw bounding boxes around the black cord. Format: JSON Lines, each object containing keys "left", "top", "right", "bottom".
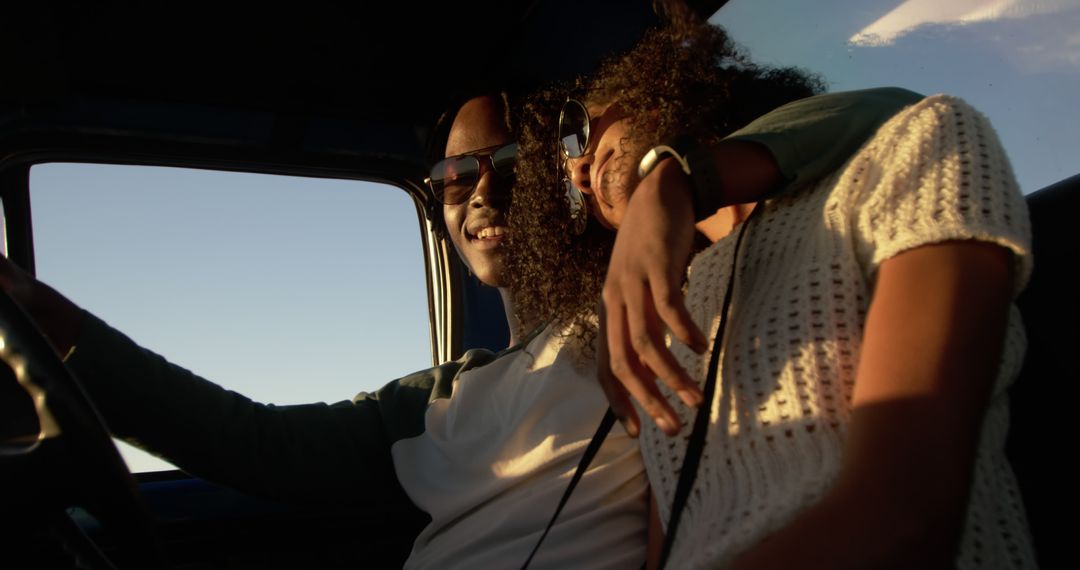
{"left": 521, "top": 408, "right": 616, "bottom": 569}
{"left": 658, "top": 201, "right": 762, "bottom": 569}
{"left": 523, "top": 201, "right": 763, "bottom": 569}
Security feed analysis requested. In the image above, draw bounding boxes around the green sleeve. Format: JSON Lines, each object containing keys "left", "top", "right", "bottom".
{"left": 356, "top": 346, "right": 498, "bottom": 443}
{"left": 726, "top": 87, "right": 925, "bottom": 191}
{"left": 66, "top": 311, "right": 421, "bottom": 516}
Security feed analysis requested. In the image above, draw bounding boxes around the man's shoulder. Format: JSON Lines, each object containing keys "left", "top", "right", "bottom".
{"left": 354, "top": 346, "right": 508, "bottom": 403}
{"left": 349, "top": 346, "right": 512, "bottom": 443}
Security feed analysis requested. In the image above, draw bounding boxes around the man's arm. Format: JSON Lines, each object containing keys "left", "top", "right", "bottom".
{"left": 601, "top": 87, "right": 925, "bottom": 436}
{"left": 67, "top": 313, "right": 409, "bottom": 507}
{"left": 684, "top": 87, "right": 926, "bottom": 220}
{"left": 0, "top": 255, "right": 419, "bottom": 512}
{"left": 725, "top": 87, "right": 925, "bottom": 192}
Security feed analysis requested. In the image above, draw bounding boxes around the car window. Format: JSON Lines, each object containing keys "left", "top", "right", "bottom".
{"left": 711, "top": 0, "right": 1080, "bottom": 194}
{"left": 30, "top": 163, "right": 431, "bottom": 472}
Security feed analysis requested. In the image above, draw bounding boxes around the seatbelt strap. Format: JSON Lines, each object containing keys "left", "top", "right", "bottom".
{"left": 525, "top": 201, "right": 762, "bottom": 569}
{"left": 658, "top": 201, "right": 762, "bottom": 569}
{"left": 521, "top": 408, "right": 616, "bottom": 569}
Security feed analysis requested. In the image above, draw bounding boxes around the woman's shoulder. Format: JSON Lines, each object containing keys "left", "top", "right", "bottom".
{"left": 834, "top": 92, "right": 1033, "bottom": 290}
{"left": 865, "top": 93, "right": 987, "bottom": 152}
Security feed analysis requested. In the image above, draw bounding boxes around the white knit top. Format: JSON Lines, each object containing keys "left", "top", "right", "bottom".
{"left": 640, "top": 95, "right": 1036, "bottom": 568}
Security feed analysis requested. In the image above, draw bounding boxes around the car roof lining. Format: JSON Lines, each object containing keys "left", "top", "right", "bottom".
{"left": 1, "top": 2, "right": 732, "bottom": 191}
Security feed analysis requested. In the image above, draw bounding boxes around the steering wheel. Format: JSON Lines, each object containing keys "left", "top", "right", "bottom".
{"left": 0, "top": 290, "right": 169, "bottom": 569}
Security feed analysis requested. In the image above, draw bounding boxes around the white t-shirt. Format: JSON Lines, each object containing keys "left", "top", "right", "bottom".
{"left": 394, "top": 323, "right": 648, "bottom": 569}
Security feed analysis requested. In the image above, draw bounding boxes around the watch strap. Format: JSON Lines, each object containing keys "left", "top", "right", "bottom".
{"left": 638, "top": 136, "right": 723, "bottom": 222}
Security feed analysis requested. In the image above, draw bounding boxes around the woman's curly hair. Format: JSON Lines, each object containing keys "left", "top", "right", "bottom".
{"left": 506, "top": 85, "right": 616, "bottom": 343}
{"left": 507, "top": 17, "right": 825, "bottom": 349}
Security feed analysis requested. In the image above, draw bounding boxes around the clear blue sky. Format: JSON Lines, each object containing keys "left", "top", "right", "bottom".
{"left": 24, "top": 0, "right": 1077, "bottom": 472}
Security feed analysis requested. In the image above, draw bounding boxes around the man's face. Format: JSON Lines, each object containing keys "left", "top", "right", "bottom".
{"left": 564, "top": 102, "right": 636, "bottom": 230}
{"left": 442, "top": 96, "right": 513, "bottom": 287}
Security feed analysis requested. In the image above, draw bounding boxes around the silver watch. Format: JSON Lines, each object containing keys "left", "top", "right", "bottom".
{"left": 637, "top": 136, "right": 721, "bottom": 221}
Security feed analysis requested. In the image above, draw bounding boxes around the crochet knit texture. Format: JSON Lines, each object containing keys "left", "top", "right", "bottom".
{"left": 641, "top": 95, "right": 1036, "bottom": 569}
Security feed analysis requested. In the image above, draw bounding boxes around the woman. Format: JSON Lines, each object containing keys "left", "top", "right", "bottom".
{"left": 511, "top": 16, "right": 1035, "bottom": 570}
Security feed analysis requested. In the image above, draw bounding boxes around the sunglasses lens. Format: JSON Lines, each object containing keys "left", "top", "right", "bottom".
{"left": 492, "top": 143, "right": 518, "bottom": 175}
{"left": 430, "top": 156, "right": 479, "bottom": 204}
{"left": 559, "top": 101, "right": 589, "bottom": 158}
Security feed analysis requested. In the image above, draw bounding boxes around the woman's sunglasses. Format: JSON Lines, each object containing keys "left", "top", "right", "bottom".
{"left": 426, "top": 143, "right": 518, "bottom": 205}
{"left": 558, "top": 99, "right": 591, "bottom": 159}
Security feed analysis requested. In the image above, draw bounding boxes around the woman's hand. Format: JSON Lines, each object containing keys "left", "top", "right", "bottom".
{"left": 600, "top": 158, "right": 706, "bottom": 437}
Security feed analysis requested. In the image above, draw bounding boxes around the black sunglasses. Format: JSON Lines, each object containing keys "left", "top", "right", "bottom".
{"left": 426, "top": 143, "right": 518, "bottom": 205}
{"left": 558, "top": 99, "right": 591, "bottom": 159}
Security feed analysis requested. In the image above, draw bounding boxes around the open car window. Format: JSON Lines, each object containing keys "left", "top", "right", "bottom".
{"left": 711, "top": 0, "right": 1080, "bottom": 194}
{"left": 29, "top": 163, "right": 432, "bottom": 472}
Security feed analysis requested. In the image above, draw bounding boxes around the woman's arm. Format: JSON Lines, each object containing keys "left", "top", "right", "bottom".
{"left": 728, "top": 240, "right": 1013, "bottom": 569}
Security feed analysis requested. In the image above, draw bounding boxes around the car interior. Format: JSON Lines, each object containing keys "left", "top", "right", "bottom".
{"left": 1, "top": 0, "right": 1073, "bottom": 568}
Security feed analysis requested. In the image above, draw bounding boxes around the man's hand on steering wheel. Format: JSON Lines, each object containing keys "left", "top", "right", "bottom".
{"left": 0, "top": 255, "right": 83, "bottom": 357}
{"left": 0, "top": 254, "right": 169, "bottom": 569}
